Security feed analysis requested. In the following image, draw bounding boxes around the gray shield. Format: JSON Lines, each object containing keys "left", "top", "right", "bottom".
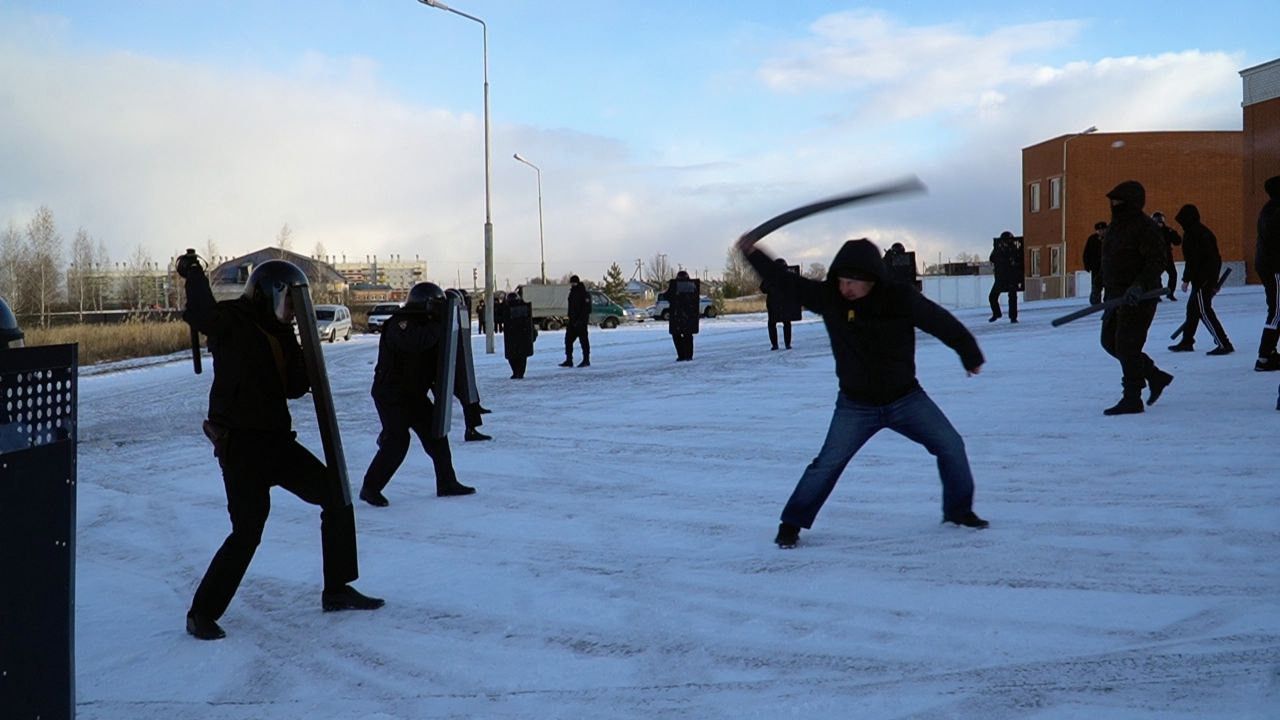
{"left": 454, "top": 302, "right": 479, "bottom": 404}
{"left": 289, "top": 283, "right": 352, "bottom": 507}
{"left": 431, "top": 294, "right": 461, "bottom": 437}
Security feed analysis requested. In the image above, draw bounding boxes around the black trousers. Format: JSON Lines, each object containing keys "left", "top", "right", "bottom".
{"left": 363, "top": 397, "right": 458, "bottom": 495}
{"left": 1089, "top": 272, "right": 1102, "bottom": 305}
{"left": 1260, "top": 272, "right": 1280, "bottom": 358}
{"left": 768, "top": 320, "right": 792, "bottom": 349}
{"left": 191, "top": 432, "right": 358, "bottom": 621}
{"left": 507, "top": 355, "right": 527, "bottom": 378}
{"left": 672, "top": 333, "right": 694, "bottom": 360}
{"left": 1182, "top": 284, "right": 1230, "bottom": 348}
{"left": 1100, "top": 300, "right": 1161, "bottom": 396}
{"left": 564, "top": 324, "right": 590, "bottom": 360}
{"left": 989, "top": 284, "right": 1017, "bottom": 320}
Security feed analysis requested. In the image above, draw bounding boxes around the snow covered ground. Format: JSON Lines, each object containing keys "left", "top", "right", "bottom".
{"left": 74, "top": 288, "right": 1278, "bottom": 719}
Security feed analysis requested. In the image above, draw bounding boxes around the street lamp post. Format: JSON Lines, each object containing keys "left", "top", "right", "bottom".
{"left": 1061, "top": 125, "right": 1097, "bottom": 298}
{"left": 417, "top": 0, "right": 495, "bottom": 353}
{"left": 512, "top": 153, "right": 547, "bottom": 284}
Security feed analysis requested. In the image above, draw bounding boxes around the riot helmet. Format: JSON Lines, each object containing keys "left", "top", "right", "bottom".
{"left": 244, "top": 260, "right": 308, "bottom": 326}
{"left": 506, "top": 292, "right": 521, "bottom": 304}
{"left": 444, "top": 288, "right": 462, "bottom": 301}
{"left": 405, "top": 282, "right": 446, "bottom": 310}
{"left": 0, "top": 296, "right": 23, "bottom": 349}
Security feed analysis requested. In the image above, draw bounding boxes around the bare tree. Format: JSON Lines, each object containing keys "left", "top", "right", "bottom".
{"left": 719, "top": 246, "right": 759, "bottom": 298}
{"left": 313, "top": 241, "right": 327, "bottom": 261}
{"left": 0, "top": 221, "right": 24, "bottom": 310}
{"left": 24, "top": 206, "right": 64, "bottom": 326}
{"left": 644, "top": 253, "right": 674, "bottom": 287}
{"left": 276, "top": 223, "right": 293, "bottom": 252}
{"left": 67, "top": 227, "right": 96, "bottom": 319}
{"left": 126, "top": 244, "right": 155, "bottom": 309}
{"left": 94, "top": 238, "right": 111, "bottom": 310}
{"left": 204, "top": 236, "right": 220, "bottom": 265}
{"left": 805, "top": 262, "right": 826, "bottom": 280}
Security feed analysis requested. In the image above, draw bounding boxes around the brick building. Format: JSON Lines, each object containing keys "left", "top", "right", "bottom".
{"left": 1241, "top": 59, "right": 1280, "bottom": 283}
{"left": 1022, "top": 130, "right": 1243, "bottom": 299}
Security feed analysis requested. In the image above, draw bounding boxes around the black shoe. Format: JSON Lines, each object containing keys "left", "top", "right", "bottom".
{"left": 322, "top": 584, "right": 385, "bottom": 612}
{"left": 774, "top": 522, "right": 801, "bottom": 548}
{"left": 942, "top": 511, "right": 989, "bottom": 529}
{"left": 477, "top": 405, "right": 493, "bottom": 415}
{"left": 988, "top": 315, "right": 1000, "bottom": 323}
{"left": 359, "top": 487, "right": 389, "bottom": 507}
{"left": 770, "top": 345, "right": 779, "bottom": 351}
{"left": 1256, "top": 355, "right": 1280, "bottom": 372}
{"left": 1167, "top": 343, "right": 1194, "bottom": 352}
{"left": 578, "top": 359, "right": 590, "bottom": 367}
{"left": 559, "top": 359, "right": 574, "bottom": 368}
{"left": 1104, "top": 397, "right": 1144, "bottom": 415}
{"left": 437, "top": 481, "right": 476, "bottom": 497}
{"left": 1010, "top": 318, "right": 1018, "bottom": 323}
{"left": 785, "top": 345, "right": 792, "bottom": 349}
{"left": 464, "top": 429, "right": 492, "bottom": 442}
{"left": 1167, "top": 292, "right": 1177, "bottom": 302}
{"left": 1146, "top": 371, "right": 1173, "bottom": 406}
{"left": 1206, "top": 345, "right": 1234, "bottom": 356}
{"left": 186, "top": 610, "right": 226, "bottom": 640}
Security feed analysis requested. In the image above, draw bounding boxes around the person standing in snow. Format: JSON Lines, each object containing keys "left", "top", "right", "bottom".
{"left": 561, "top": 275, "right": 591, "bottom": 367}
{"left": 1152, "top": 211, "right": 1181, "bottom": 301}
{"left": 736, "top": 234, "right": 989, "bottom": 549}
{"left": 988, "top": 232, "right": 1020, "bottom": 323}
{"left": 1098, "top": 181, "right": 1173, "bottom": 415}
{"left": 1168, "top": 204, "right": 1232, "bottom": 355}
{"left": 178, "top": 258, "right": 382, "bottom": 641}
{"left": 360, "top": 282, "right": 476, "bottom": 507}
{"left": 762, "top": 257, "right": 798, "bottom": 350}
{"left": 1254, "top": 175, "right": 1280, "bottom": 373}
{"left": 1083, "top": 221, "right": 1107, "bottom": 305}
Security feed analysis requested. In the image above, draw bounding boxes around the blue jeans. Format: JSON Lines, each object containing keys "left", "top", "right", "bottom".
{"left": 781, "top": 390, "right": 975, "bottom": 528}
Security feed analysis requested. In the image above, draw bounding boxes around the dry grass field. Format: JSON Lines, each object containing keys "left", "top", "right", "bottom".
{"left": 25, "top": 320, "right": 192, "bottom": 365}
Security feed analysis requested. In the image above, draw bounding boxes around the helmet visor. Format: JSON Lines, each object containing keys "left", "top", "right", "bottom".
{"left": 270, "top": 282, "right": 295, "bottom": 324}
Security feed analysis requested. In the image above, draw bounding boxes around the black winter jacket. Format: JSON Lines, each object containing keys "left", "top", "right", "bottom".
{"left": 567, "top": 283, "right": 591, "bottom": 327}
{"left": 1101, "top": 181, "right": 1166, "bottom": 297}
{"left": 183, "top": 270, "right": 309, "bottom": 434}
{"left": 1083, "top": 233, "right": 1103, "bottom": 274}
{"left": 1175, "top": 204, "right": 1221, "bottom": 287}
{"left": 372, "top": 310, "right": 444, "bottom": 406}
{"left": 747, "top": 240, "right": 983, "bottom": 405}
{"left": 1257, "top": 176, "right": 1280, "bottom": 276}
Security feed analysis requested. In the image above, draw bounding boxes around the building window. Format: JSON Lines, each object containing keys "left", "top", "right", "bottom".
{"left": 1030, "top": 247, "right": 1042, "bottom": 277}
{"left": 1050, "top": 246, "right": 1062, "bottom": 276}
{"left": 1029, "top": 182, "right": 1041, "bottom": 213}
{"left": 1049, "top": 177, "right": 1061, "bottom": 209}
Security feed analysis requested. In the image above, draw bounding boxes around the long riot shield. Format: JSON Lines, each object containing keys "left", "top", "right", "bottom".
{"left": 454, "top": 300, "right": 479, "bottom": 404}
{"left": 668, "top": 278, "right": 701, "bottom": 335}
{"left": 0, "top": 343, "right": 78, "bottom": 720}
{"left": 431, "top": 294, "right": 461, "bottom": 438}
{"left": 504, "top": 300, "right": 534, "bottom": 357}
{"left": 778, "top": 265, "right": 803, "bottom": 321}
{"left": 289, "top": 284, "right": 352, "bottom": 507}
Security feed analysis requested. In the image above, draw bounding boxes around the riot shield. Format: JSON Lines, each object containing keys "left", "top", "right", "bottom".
{"left": 1009, "top": 237, "right": 1025, "bottom": 292}
{"left": 668, "top": 278, "right": 701, "bottom": 335}
{"left": 289, "top": 284, "right": 352, "bottom": 507}
{"left": 0, "top": 343, "right": 78, "bottom": 720}
{"left": 887, "top": 251, "right": 917, "bottom": 286}
{"left": 776, "top": 265, "right": 803, "bottom": 321}
{"left": 453, "top": 300, "right": 479, "bottom": 404}
{"left": 431, "top": 294, "right": 461, "bottom": 438}
{"left": 503, "top": 300, "right": 534, "bottom": 358}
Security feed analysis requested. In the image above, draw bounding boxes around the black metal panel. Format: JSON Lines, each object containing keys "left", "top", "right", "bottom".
{"left": 432, "top": 295, "right": 460, "bottom": 437}
{"left": 290, "top": 285, "right": 352, "bottom": 507}
{"left": 0, "top": 343, "right": 78, "bottom": 720}
{"left": 667, "top": 278, "right": 701, "bottom": 335}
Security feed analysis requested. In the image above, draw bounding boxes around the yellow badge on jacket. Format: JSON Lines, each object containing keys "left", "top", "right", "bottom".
{"left": 847, "top": 309, "right": 856, "bottom": 322}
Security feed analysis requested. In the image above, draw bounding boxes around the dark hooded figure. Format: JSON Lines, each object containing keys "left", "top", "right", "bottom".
{"left": 761, "top": 257, "right": 797, "bottom": 350}
{"left": 1152, "top": 211, "right": 1182, "bottom": 301}
{"left": 668, "top": 270, "right": 699, "bottom": 360}
{"left": 179, "top": 259, "right": 382, "bottom": 641}
{"left": 561, "top": 275, "right": 591, "bottom": 367}
{"left": 1084, "top": 221, "right": 1107, "bottom": 305}
{"left": 737, "top": 235, "right": 988, "bottom": 549}
{"left": 1098, "top": 180, "right": 1173, "bottom": 415}
{"left": 1254, "top": 175, "right": 1280, "bottom": 373}
{"left": 1169, "top": 204, "right": 1232, "bottom": 355}
{"left": 503, "top": 291, "right": 536, "bottom": 379}
{"left": 988, "top": 231, "right": 1019, "bottom": 323}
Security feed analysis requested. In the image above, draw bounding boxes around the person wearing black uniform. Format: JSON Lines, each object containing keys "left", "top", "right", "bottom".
{"left": 762, "top": 258, "right": 794, "bottom": 350}
{"left": 360, "top": 282, "right": 476, "bottom": 507}
{"left": 1152, "top": 211, "right": 1181, "bottom": 301}
{"left": 669, "top": 270, "right": 698, "bottom": 361}
{"left": 503, "top": 291, "right": 536, "bottom": 379}
{"left": 988, "top": 231, "right": 1019, "bottom": 323}
{"left": 1169, "top": 204, "right": 1233, "bottom": 355}
{"left": 1099, "top": 181, "right": 1173, "bottom": 415}
{"left": 493, "top": 293, "right": 506, "bottom": 333}
{"left": 561, "top": 275, "right": 591, "bottom": 367}
{"left": 180, "top": 259, "right": 382, "bottom": 641}
{"left": 1083, "top": 221, "right": 1107, "bottom": 305}
{"left": 1255, "top": 175, "right": 1280, "bottom": 373}
{"left": 444, "top": 289, "right": 492, "bottom": 442}
{"left": 737, "top": 235, "right": 988, "bottom": 548}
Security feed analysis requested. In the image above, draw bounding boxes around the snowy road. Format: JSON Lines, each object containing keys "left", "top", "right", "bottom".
{"left": 74, "top": 289, "right": 1278, "bottom": 718}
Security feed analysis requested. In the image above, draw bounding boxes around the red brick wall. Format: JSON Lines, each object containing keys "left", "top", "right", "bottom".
{"left": 1023, "top": 131, "right": 1243, "bottom": 284}
{"left": 1243, "top": 97, "right": 1280, "bottom": 283}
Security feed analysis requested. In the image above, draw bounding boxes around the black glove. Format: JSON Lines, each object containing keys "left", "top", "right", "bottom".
{"left": 175, "top": 250, "right": 204, "bottom": 279}
{"left": 1122, "top": 285, "right": 1144, "bottom": 306}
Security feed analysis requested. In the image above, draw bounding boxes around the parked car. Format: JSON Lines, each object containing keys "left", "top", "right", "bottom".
{"left": 366, "top": 302, "right": 402, "bottom": 334}
{"left": 649, "top": 292, "right": 716, "bottom": 320}
{"left": 619, "top": 300, "right": 647, "bottom": 323}
{"left": 314, "top": 304, "right": 353, "bottom": 343}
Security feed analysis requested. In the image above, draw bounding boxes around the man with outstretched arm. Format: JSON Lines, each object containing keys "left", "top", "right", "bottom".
{"left": 736, "top": 234, "right": 988, "bottom": 549}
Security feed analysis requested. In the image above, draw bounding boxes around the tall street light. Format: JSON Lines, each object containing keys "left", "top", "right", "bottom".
{"left": 1061, "top": 125, "right": 1097, "bottom": 298}
{"left": 512, "top": 153, "right": 546, "bottom": 284}
{"left": 417, "top": 0, "right": 495, "bottom": 353}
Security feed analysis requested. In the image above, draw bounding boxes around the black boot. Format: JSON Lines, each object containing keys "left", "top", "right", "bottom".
{"left": 578, "top": 357, "right": 590, "bottom": 367}
{"left": 359, "top": 487, "right": 390, "bottom": 507}
{"left": 437, "top": 480, "right": 476, "bottom": 497}
{"left": 1104, "top": 396, "right": 1144, "bottom": 416}
{"left": 559, "top": 358, "right": 574, "bottom": 368}
{"left": 1205, "top": 345, "right": 1234, "bottom": 356}
{"left": 321, "top": 584, "right": 385, "bottom": 612}
{"left": 774, "top": 522, "right": 801, "bottom": 549}
{"left": 1167, "top": 342, "right": 1194, "bottom": 352}
{"left": 942, "top": 510, "right": 989, "bottom": 529}
{"left": 186, "top": 610, "right": 226, "bottom": 640}
{"left": 1146, "top": 370, "right": 1173, "bottom": 406}
{"left": 464, "top": 428, "right": 492, "bottom": 442}
{"left": 477, "top": 405, "right": 493, "bottom": 415}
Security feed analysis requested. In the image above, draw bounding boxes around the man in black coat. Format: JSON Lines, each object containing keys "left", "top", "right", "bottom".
{"left": 503, "top": 292, "right": 536, "bottom": 378}
{"left": 737, "top": 235, "right": 988, "bottom": 548}
{"left": 1083, "top": 221, "right": 1107, "bottom": 305}
{"left": 360, "top": 282, "right": 476, "bottom": 507}
{"left": 761, "top": 257, "right": 797, "bottom": 350}
{"left": 561, "top": 275, "right": 592, "bottom": 367}
{"left": 181, "top": 259, "right": 382, "bottom": 641}
{"left": 988, "top": 232, "right": 1019, "bottom": 323}
{"left": 1254, "top": 175, "right": 1280, "bottom": 372}
{"left": 1152, "top": 211, "right": 1181, "bottom": 301}
{"left": 1169, "top": 204, "right": 1232, "bottom": 355}
{"left": 1099, "top": 181, "right": 1173, "bottom": 415}
{"left": 668, "top": 270, "right": 699, "bottom": 361}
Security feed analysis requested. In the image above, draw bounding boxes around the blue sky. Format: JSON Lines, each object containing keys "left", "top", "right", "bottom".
{"left": 1, "top": 1, "right": 1276, "bottom": 286}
